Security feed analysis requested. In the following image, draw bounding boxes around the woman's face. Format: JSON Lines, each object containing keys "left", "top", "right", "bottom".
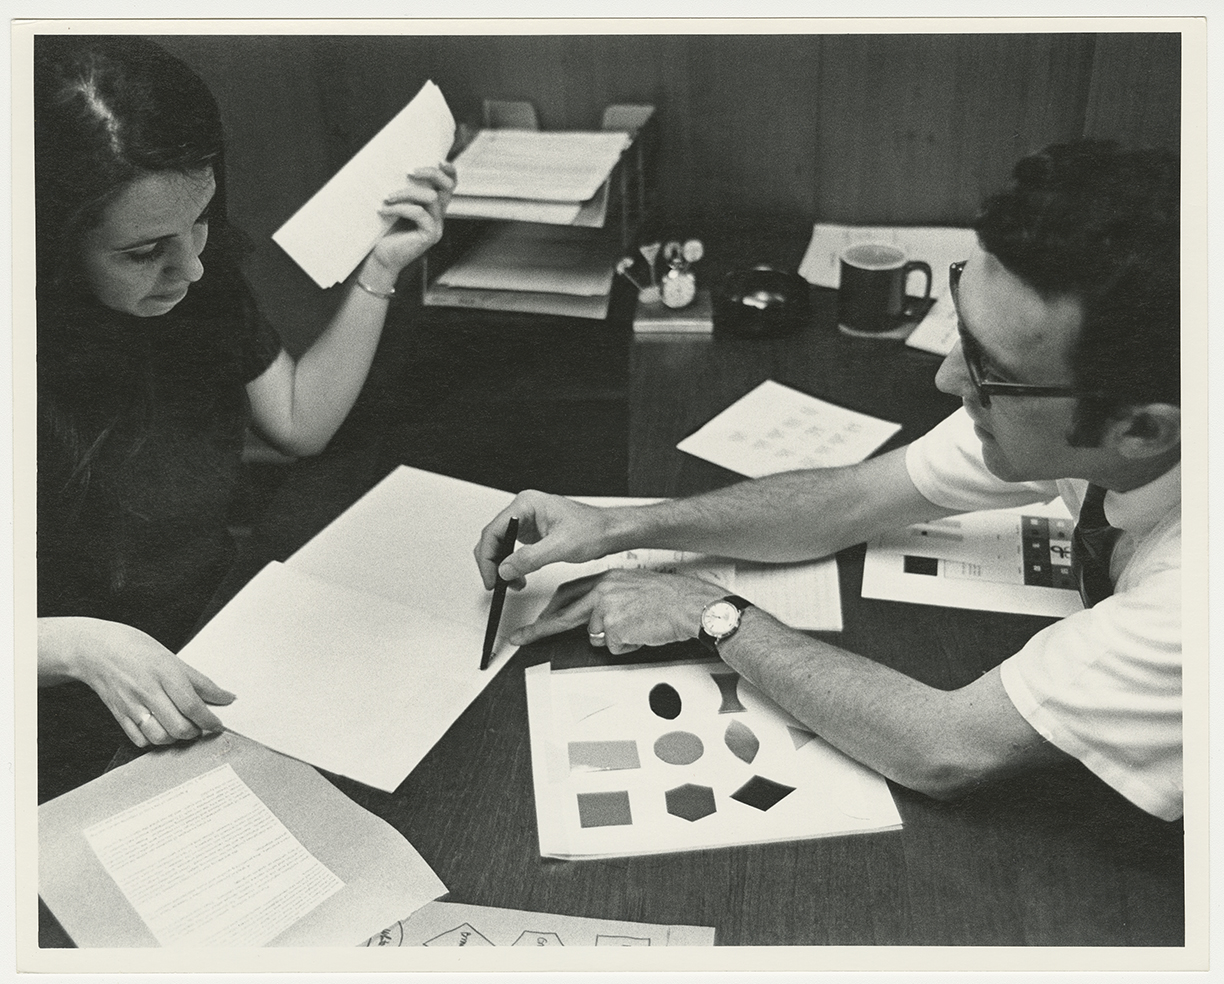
{"left": 79, "top": 168, "right": 216, "bottom": 317}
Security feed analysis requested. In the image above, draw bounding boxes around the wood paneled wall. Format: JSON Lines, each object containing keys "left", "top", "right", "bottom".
{"left": 158, "top": 32, "right": 1182, "bottom": 352}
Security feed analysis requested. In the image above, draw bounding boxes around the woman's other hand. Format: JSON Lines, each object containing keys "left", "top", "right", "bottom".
{"left": 38, "top": 616, "right": 236, "bottom": 748}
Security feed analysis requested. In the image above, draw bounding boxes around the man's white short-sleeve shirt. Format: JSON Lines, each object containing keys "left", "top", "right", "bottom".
{"left": 905, "top": 408, "right": 1182, "bottom": 820}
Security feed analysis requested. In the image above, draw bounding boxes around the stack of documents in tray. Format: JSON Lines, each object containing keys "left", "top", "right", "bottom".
{"left": 427, "top": 128, "right": 632, "bottom": 319}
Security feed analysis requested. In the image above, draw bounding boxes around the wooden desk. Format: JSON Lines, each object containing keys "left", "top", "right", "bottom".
{"left": 39, "top": 271, "right": 1184, "bottom": 948}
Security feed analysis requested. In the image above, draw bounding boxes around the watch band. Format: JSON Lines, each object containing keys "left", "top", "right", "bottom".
{"left": 697, "top": 594, "right": 753, "bottom": 653}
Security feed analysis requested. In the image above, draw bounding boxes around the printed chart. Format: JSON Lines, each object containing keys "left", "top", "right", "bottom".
{"left": 526, "top": 660, "right": 901, "bottom": 860}
{"left": 862, "top": 502, "right": 1084, "bottom": 617}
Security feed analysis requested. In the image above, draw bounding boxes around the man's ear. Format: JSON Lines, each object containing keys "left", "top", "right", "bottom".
{"left": 1108, "top": 403, "right": 1181, "bottom": 460}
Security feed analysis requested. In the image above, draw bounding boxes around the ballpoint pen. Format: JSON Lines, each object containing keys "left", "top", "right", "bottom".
{"left": 481, "top": 516, "right": 519, "bottom": 670}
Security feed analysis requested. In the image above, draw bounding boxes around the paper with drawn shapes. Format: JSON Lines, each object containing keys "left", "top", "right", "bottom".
{"left": 676, "top": 379, "right": 902, "bottom": 477}
{"left": 272, "top": 80, "right": 455, "bottom": 288}
{"left": 525, "top": 659, "right": 900, "bottom": 860}
{"left": 363, "top": 901, "right": 714, "bottom": 947}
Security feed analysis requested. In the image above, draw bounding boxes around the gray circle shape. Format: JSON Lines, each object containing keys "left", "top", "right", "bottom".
{"left": 653, "top": 730, "right": 705, "bottom": 766}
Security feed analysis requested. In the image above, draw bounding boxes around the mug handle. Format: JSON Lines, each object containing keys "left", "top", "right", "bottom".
{"left": 903, "top": 261, "right": 933, "bottom": 300}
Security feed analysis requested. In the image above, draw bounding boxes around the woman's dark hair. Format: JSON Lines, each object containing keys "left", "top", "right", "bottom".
{"left": 974, "top": 140, "right": 1180, "bottom": 446}
{"left": 35, "top": 36, "right": 240, "bottom": 508}
{"left": 34, "top": 34, "right": 229, "bottom": 296}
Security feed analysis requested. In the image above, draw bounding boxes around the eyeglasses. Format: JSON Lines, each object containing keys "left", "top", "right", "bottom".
{"left": 948, "top": 260, "right": 1104, "bottom": 408}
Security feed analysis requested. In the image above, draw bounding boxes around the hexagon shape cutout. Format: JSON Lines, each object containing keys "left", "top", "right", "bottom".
{"left": 665, "top": 782, "right": 717, "bottom": 822}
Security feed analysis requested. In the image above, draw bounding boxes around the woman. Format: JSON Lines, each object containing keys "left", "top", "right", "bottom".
{"left": 34, "top": 36, "right": 456, "bottom": 798}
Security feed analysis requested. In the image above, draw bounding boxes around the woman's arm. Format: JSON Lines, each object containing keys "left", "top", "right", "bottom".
{"left": 246, "top": 163, "right": 456, "bottom": 457}
{"left": 39, "top": 616, "right": 235, "bottom": 748}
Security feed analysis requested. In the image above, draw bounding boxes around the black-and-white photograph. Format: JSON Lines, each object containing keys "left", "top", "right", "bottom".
{"left": 13, "top": 15, "right": 1206, "bottom": 976}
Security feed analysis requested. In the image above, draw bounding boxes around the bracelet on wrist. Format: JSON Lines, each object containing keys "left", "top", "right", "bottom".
{"left": 356, "top": 278, "right": 396, "bottom": 300}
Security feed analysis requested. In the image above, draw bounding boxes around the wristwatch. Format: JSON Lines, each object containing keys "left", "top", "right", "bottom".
{"left": 698, "top": 594, "right": 753, "bottom": 652}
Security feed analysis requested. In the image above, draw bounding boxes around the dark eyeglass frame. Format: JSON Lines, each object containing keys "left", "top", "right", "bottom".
{"left": 948, "top": 260, "right": 1106, "bottom": 408}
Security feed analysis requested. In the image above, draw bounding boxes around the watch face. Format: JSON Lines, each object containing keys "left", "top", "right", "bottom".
{"left": 701, "top": 600, "right": 740, "bottom": 637}
{"left": 661, "top": 269, "right": 698, "bottom": 309}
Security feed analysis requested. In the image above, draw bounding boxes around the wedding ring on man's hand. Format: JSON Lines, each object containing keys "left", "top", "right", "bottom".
{"left": 588, "top": 631, "right": 607, "bottom": 647}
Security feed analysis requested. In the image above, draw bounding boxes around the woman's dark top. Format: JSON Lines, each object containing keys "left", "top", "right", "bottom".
{"left": 38, "top": 249, "right": 282, "bottom": 802}
{"left": 38, "top": 251, "right": 282, "bottom": 652}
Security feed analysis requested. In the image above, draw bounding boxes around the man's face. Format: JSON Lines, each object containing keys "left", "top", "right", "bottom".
{"left": 935, "top": 244, "right": 1102, "bottom": 483}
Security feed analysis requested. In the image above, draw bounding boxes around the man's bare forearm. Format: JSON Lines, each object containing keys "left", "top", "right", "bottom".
{"left": 605, "top": 447, "right": 950, "bottom": 562}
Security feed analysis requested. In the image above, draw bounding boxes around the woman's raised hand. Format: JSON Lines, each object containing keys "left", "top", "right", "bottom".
{"left": 362, "top": 162, "right": 458, "bottom": 287}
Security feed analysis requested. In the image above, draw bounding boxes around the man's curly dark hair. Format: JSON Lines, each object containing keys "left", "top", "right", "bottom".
{"left": 974, "top": 140, "right": 1179, "bottom": 446}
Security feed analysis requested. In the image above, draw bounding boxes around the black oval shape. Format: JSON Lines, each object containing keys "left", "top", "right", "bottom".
{"left": 649, "top": 683, "right": 682, "bottom": 720}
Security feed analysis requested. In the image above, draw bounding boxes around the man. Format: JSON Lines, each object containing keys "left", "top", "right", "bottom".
{"left": 474, "top": 141, "right": 1181, "bottom": 821}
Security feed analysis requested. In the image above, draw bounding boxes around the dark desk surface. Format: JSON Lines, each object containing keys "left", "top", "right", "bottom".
{"left": 39, "top": 263, "right": 1184, "bottom": 949}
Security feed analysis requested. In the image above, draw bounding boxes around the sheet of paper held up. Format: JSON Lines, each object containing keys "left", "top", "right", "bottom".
{"left": 83, "top": 765, "right": 343, "bottom": 947}
{"left": 38, "top": 731, "right": 446, "bottom": 947}
{"left": 364, "top": 901, "right": 715, "bottom": 947}
{"left": 861, "top": 500, "right": 1085, "bottom": 617}
{"left": 796, "top": 223, "right": 977, "bottom": 356}
{"left": 451, "top": 128, "right": 630, "bottom": 202}
{"left": 272, "top": 81, "right": 455, "bottom": 289}
{"left": 676, "top": 379, "right": 902, "bottom": 477}
{"left": 526, "top": 660, "right": 901, "bottom": 860}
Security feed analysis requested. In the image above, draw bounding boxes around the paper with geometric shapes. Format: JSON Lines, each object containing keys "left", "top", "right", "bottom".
{"left": 861, "top": 501, "right": 1084, "bottom": 617}
{"left": 525, "top": 659, "right": 901, "bottom": 860}
{"left": 675, "top": 379, "right": 901, "bottom": 477}
{"left": 363, "top": 901, "right": 714, "bottom": 946}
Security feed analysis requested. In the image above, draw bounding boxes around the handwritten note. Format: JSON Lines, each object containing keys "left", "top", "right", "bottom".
{"left": 83, "top": 765, "right": 343, "bottom": 947}
{"left": 676, "top": 380, "right": 902, "bottom": 477}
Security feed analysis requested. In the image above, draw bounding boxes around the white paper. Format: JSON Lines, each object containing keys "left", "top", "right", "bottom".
{"left": 179, "top": 563, "right": 493, "bottom": 792}
{"left": 83, "top": 764, "right": 343, "bottom": 947}
{"left": 676, "top": 379, "right": 902, "bottom": 477}
{"left": 364, "top": 900, "right": 715, "bottom": 947}
{"left": 452, "top": 129, "right": 630, "bottom": 202}
{"left": 435, "top": 222, "right": 615, "bottom": 296}
{"left": 861, "top": 501, "right": 1085, "bottom": 617}
{"left": 272, "top": 81, "right": 455, "bottom": 288}
{"left": 733, "top": 559, "right": 843, "bottom": 632}
{"left": 447, "top": 181, "right": 610, "bottom": 227}
{"left": 904, "top": 294, "right": 959, "bottom": 356}
{"left": 284, "top": 467, "right": 616, "bottom": 660}
{"left": 527, "top": 660, "right": 901, "bottom": 860}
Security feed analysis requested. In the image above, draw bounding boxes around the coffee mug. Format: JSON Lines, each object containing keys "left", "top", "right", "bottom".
{"left": 838, "top": 243, "right": 933, "bottom": 334}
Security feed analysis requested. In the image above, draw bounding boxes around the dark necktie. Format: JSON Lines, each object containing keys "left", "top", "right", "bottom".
{"left": 1071, "top": 483, "right": 1121, "bottom": 607}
